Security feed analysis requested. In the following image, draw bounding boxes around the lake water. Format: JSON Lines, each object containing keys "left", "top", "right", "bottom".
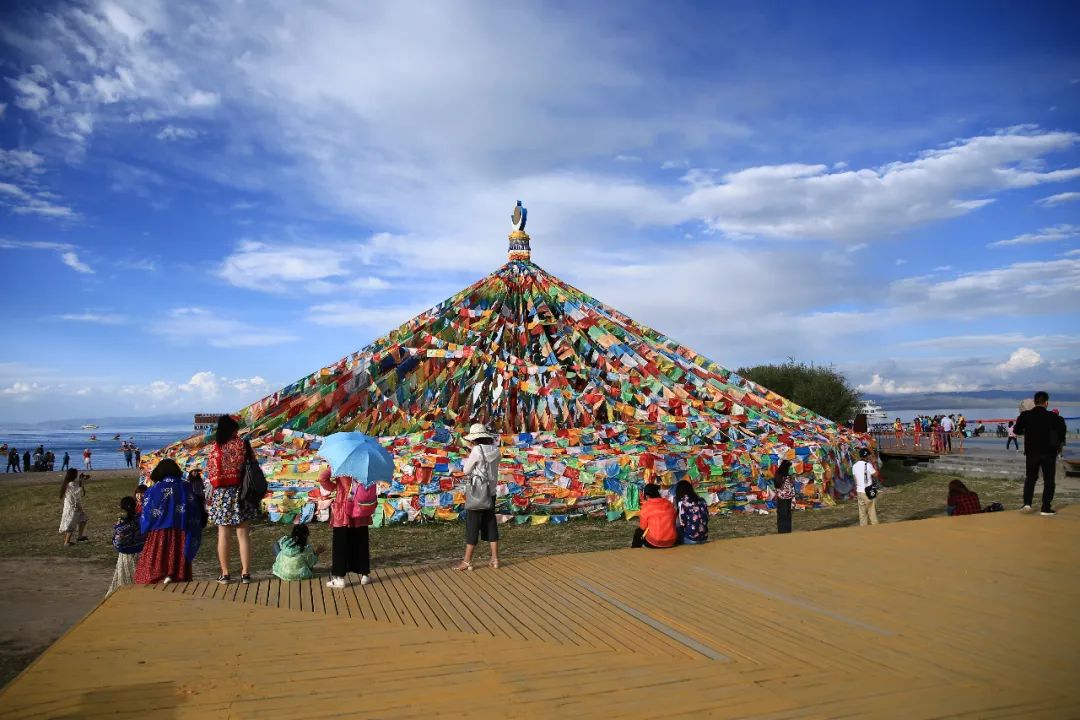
{"left": 0, "top": 427, "right": 196, "bottom": 471}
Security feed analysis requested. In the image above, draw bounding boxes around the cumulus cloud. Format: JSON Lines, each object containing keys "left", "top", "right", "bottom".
{"left": 990, "top": 224, "right": 1079, "bottom": 248}
{"left": 120, "top": 371, "right": 270, "bottom": 407}
{"left": 997, "top": 347, "right": 1043, "bottom": 374}
{"left": 857, "top": 373, "right": 975, "bottom": 395}
{"left": 308, "top": 302, "right": 429, "bottom": 330}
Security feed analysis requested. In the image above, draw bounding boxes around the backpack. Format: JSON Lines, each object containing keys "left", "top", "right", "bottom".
{"left": 239, "top": 440, "right": 269, "bottom": 510}
{"left": 347, "top": 480, "right": 378, "bottom": 520}
{"left": 464, "top": 467, "right": 492, "bottom": 511}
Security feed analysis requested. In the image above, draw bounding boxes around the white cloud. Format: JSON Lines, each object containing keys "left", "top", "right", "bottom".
{"left": 60, "top": 251, "right": 93, "bottom": 273}
{"left": 891, "top": 259, "right": 1080, "bottom": 316}
{"left": 151, "top": 307, "right": 298, "bottom": 348}
{"left": 679, "top": 127, "right": 1079, "bottom": 241}
{"left": 307, "top": 302, "right": 428, "bottom": 329}
{"left": 857, "top": 373, "right": 976, "bottom": 395}
{"left": 895, "top": 258, "right": 907, "bottom": 265}
{"left": 614, "top": 154, "right": 641, "bottom": 162}
{"left": 0, "top": 102, "right": 6, "bottom": 118}
{"left": 56, "top": 312, "right": 125, "bottom": 324}
{"left": 997, "top": 347, "right": 1043, "bottom": 374}
{"left": 0, "top": 149, "right": 45, "bottom": 174}
{"left": 0, "top": 182, "right": 77, "bottom": 219}
{"left": 120, "top": 371, "right": 270, "bottom": 407}
{"left": 155, "top": 124, "right": 199, "bottom": 140}
{"left": 0, "top": 238, "right": 96, "bottom": 273}
{"left": 218, "top": 240, "right": 358, "bottom": 293}
{"left": 0, "top": 381, "right": 51, "bottom": 399}
{"left": 1035, "top": 191, "right": 1080, "bottom": 207}
{"left": 990, "top": 224, "right": 1079, "bottom": 247}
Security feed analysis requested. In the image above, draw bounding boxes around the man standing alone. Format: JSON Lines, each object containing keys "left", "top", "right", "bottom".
{"left": 1014, "top": 391, "right": 1067, "bottom": 516}
{"left": 940, "top": 415, "right": 955, "bottom": 452}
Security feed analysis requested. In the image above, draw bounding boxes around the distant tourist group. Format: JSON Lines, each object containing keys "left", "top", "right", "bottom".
{"left": 4, "top": 445, "right": 64, "bottom": 473}
{"left": 891, "top": 414, "right": 967, "bottom": 452}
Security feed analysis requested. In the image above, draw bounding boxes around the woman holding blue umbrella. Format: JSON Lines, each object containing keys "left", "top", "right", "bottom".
{"left": 317, "top": 432, "right": 394, "bottom": 589}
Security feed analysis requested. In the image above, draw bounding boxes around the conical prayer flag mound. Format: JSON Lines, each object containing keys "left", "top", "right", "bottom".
{"left": 149, "top": 210, "right": 867, "bottom": 525}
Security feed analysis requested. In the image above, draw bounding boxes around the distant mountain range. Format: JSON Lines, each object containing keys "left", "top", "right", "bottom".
{"left": 863, "top": 390, "right": 1080, "bottom": 411}
{"left": 2, "top": 413, "right": 194, "bottom": 431}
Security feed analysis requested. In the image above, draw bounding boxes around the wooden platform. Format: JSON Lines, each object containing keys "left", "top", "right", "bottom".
{"left": 3, "top": 507, "right": 1079, "bottom": 718}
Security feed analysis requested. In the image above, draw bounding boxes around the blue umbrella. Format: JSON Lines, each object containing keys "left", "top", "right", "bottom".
{"left": 317, "top": 432, "right": 395, "bottom": 487}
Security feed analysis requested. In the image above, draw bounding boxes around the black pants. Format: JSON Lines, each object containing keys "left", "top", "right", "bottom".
{"left": 331, "top": 526, "right": 370, "bottom": 577}
{"left": 631, "top": 528, "right": 663, "bottom": 548}
{"left": 943, "top": 433, "right": 952, "bottom": 451}
{"left": 776, "top": 498, "right": 792, "bottom": 534}
{"left": 1005, "top": 437, "right": 1019, "bottom": 451}
{"left": 1023, "top": 454, "right": 1056, "bottom": 512}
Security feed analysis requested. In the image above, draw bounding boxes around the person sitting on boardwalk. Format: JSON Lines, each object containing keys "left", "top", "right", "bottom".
{"left": 946, "top": 480, "right": 982, "bottom": 516}
{"left": 272, "top": 523, "right": 323, "bottom": 582}
{"left": 632, "top": 483, "right": 677, "bottom": 548}
{"left": 134, "top": 459, "right": 204, "bottom": 585}
{"left": 674, "top": 480, "right": 708, "bottom": 544}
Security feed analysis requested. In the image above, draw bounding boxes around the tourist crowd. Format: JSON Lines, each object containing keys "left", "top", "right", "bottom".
{"left": 51, "top": 391, "right": 1065, "bottom": 595}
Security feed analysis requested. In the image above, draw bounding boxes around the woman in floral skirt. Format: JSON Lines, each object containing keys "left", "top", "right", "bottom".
{"left": 134, "top": 459, "right": 203, "bottom": 584}
{"left": 207, "top": 415, "right": 257, "bottom": 584}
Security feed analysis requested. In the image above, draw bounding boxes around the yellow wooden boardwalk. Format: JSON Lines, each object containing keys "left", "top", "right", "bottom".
{"left": 2, "top": 506, "right": 1078, "bottom": 718}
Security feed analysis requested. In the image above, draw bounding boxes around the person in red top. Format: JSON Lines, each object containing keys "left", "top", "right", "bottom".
{"left": 318, "top": 467, "right": 374, "bottom": 588}
{"left": 207, "top": 415, "right": 258, "bottom": 584}
{"left": 631, "top": 484, "right": 677, "bottom": 548}
{"left": 947, "top": 480, "right": 982, "bottom": 516}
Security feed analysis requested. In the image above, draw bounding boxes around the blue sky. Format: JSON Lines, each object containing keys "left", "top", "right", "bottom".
{"left": 0, "top": 0, "right": 1078, "bottom": 422}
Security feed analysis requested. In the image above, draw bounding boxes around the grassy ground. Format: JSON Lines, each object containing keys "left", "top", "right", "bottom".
{"left": 1, "top": 461, "right": 1063, "bottom": 577}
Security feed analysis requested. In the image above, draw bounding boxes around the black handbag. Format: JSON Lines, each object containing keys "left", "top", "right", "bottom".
{"left": 240, "top": 440, "right": 268, "bottom": 510}
{"left": 860, "top": 460, "right": 878, "bottom": 499}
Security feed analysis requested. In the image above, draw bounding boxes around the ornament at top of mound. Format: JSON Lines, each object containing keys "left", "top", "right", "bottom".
{"left": 508, "top": 199, "right": 531, "bottom": 261}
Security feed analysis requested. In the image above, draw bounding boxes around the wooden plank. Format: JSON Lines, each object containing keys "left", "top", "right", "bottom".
{"left": 4, "top": 506, "right": 1078, "bottom": 719}
{"left": 308, "top": 578, "right": 326, "bottom": 615}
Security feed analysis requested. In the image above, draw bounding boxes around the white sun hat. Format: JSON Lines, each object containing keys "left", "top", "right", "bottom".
{"left": 463, "top": 423, "right": 496, "bottom": 442}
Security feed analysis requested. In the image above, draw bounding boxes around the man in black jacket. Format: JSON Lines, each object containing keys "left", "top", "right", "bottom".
{"left": 1014, "top": 390, "right": 1068, "bottom": 516}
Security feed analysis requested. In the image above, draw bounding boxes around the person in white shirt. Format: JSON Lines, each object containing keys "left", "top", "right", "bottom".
{"left": 940, "top": 415, "right": 955, "bottom": 453}
{"left": 853, "top": 448, "right": 879, "bottom": 526}
{"left": 455, "top": 423, "right": 502, "bottom": 571}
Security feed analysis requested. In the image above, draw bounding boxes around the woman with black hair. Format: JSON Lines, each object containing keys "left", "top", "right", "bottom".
{"left": 674, "top": 480, "right": 708, "bottom": 544}
{"left": 58, "top": 468, "right": 88, "bottom": 546}
{"left": 207, "top": 415, "right": 257, "bottom": 584}
{"left": 134, "top": 459, "right": 203, "bottom": 584}
{"left": 773, "top": 459, "right": 794, "bottom": 534}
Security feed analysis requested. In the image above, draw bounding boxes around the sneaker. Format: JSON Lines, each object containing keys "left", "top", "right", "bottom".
{"left": 163, "top": 577, "right": 172, "bottom": 585}
{"left": 1040, "top": 509, "right": 1056, "bottom": 516}
{"left": 217, "top": 574, "right": 232, "bottom": 585}
{"left": 326, "top": 576, "right": 346, "bottom": 589}
{"left": 241, "top": 574, "right": 252, "bottom": 584}
{"left": 1021, "top": 505, "right": 1033, "bottom": 512}
{"left": 76, "top": 536, "right": 90, "bottom": 542}
{"left": 360, "top": 574, "right": 371, "bottom": 585}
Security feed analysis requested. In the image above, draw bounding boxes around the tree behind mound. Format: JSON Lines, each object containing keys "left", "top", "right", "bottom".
{"left": 736, "top": 360, "right": 860, "bottom": 424}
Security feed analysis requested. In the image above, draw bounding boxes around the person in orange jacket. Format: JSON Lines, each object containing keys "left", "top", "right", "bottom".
{"left": 631, "top": 483, "right": 677, "bottom": 548}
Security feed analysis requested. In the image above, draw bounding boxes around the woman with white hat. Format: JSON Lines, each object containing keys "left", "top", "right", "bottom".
{"left": 455, "top": 423, "right": 501, "bottom": 571}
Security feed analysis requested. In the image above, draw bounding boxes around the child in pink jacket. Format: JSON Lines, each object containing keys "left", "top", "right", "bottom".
{"left": 318, "top": 467, "right": 376, "bottom": 588}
